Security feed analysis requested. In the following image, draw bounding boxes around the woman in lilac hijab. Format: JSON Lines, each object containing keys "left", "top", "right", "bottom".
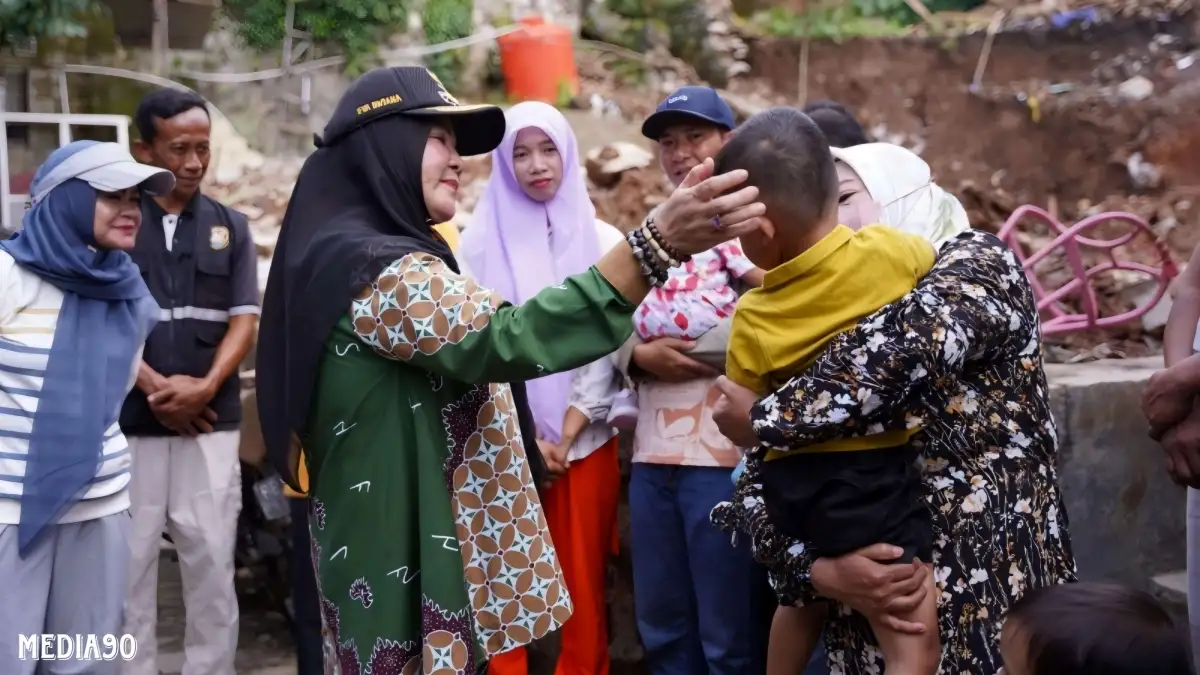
{"left": 459, "top": 101, "right": 625, "bottom": 675}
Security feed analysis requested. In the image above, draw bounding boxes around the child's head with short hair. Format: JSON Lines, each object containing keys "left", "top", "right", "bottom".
{"left": 713, "top": 107, "right": 839, "bottom": 270}
{"left": 1001, "top": 582, "right": 1193, "bottom": 675}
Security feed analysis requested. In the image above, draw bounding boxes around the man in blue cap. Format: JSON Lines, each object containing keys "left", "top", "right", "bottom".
{"left": 613, "top": 86, "right": 830, "bottom": 675}
{"left": 602, "top": 87, "right": 818, "bottom": 675}
{"left": 641, "top": 85, "right": 737, "bottom": 188}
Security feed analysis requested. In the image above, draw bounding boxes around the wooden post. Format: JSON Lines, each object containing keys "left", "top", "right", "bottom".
{"left": 282, "top": 1, "right": 295, "bottom": 72}
{"left": 57, "top": 69, "right": 71, "bottom": 116}
{"left": 152, "top": 0, "right": 170, "bottom": 76}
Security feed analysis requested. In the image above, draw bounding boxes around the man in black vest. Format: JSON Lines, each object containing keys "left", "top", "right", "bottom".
{"left": 120, "top": 88, "right": 257, "bottom": 675}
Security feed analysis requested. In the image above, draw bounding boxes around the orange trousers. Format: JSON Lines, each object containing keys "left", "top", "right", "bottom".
{"left": 489, "top": 437, "right": 621, "bottom": 675}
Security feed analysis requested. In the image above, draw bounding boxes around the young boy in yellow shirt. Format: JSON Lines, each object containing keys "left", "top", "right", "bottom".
{"left": 716, "top": 108, "right": 939, "bottom": 675}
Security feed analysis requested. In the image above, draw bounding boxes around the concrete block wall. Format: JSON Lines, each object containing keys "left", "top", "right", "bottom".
{"left": 1046, "top": 358, "right": 1185, "bottom": 587}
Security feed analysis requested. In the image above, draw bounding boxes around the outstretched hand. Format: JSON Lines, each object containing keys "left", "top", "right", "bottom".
{"left": 654, "top": 158, "right": 765, "bottom": 256}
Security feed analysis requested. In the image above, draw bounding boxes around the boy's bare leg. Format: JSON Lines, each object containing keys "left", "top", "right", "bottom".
{"left": 767, "top": 603, "right": 826, "bottom": 675}
{"left": 868, "top": 572, "right": 940, "bottom": 675}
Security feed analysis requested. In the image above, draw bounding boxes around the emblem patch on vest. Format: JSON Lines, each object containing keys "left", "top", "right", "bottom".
{"left": 209, "top": 225, "right": 230, "bottom": 251}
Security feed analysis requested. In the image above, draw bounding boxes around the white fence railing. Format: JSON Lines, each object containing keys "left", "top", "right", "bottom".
{"left": 0, "top": 112, "right": 131, "bottom": 237}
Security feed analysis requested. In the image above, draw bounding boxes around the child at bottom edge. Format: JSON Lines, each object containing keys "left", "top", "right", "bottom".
{"left": 999, "top": 582, "right": 1194, "bottom": 675}
{"left": 716, "top": 108, "right": 939, "bottom": 675}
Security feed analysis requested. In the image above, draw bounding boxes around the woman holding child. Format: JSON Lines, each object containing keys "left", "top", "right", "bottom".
{"left": 459, "top": 101, "right": 626, "bottom": 675}
{"left": 711, "top": 141, "right": 1077, "bottom": 674}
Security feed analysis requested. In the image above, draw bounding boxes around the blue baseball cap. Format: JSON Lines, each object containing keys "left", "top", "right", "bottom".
{"left": 641, "top": 86, "right": 736, "bottom": 141}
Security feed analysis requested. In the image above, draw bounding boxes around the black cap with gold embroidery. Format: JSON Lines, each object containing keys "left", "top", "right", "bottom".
{"left": 317, "top": 66, "right": 505, "bottom": 156}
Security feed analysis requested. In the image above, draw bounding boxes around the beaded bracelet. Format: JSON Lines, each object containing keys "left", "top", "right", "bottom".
{"left": 641, "top": 226, "right": 676, "bottom": 267}
{"left": 626, "top": 227, "right": 670, "bottom": 287}
{"left": 633, "top": 227, "right": 670, "bottom": 285}
{"left": 644, "top": 216, "right": 689, "bottom": 264}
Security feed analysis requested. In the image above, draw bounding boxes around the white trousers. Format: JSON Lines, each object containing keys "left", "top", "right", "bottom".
{"left": 121, "top": 431, "right": 242, "bottom": 675}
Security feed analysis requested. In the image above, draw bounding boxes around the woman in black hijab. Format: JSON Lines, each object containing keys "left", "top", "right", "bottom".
{"left": 256, "top": 66, "right": 765, "bottom": 673}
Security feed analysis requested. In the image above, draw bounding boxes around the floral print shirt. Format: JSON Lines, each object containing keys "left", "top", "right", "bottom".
{"left": 711, "top": 230, "right": 1077, "bottom": 674}
{"left": 634, "top": 241, "right": 757, "bottom": 341}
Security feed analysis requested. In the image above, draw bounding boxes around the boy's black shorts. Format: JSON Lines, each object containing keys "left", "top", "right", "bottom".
{"left": 758, "top": 445, "right": 933, "bottom": 562}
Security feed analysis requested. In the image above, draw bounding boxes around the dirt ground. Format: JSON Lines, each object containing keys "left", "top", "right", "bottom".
{"left": 743, "top": 20, "right": 1200, "bottom": 253}
{"left": 714, "top": 18, "right": 1198, "bottom": 360}
{"left": 208, "top": 14, "right": 1200, "bottom": 372}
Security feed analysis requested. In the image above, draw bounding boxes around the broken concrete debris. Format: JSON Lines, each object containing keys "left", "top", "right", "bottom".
{"left": 1117, "top": 74, "right": 1155, "bottom": 102}
{"left": 585, "top": 142, "right": 654, "bottom": 188}
{"left": 201, "top": 115, "right": 670, "bottom": 298}
{"left": 200, "top": 41, "right": 1177, "bottom": 364}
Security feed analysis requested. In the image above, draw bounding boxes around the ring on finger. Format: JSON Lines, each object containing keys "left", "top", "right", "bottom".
{"left": 711, "top": 216, "right": 723, "bottom": 229}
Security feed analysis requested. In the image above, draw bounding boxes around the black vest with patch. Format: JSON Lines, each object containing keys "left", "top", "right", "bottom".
{"left": 118, "top": 192, "right": 246, "bottom": 437}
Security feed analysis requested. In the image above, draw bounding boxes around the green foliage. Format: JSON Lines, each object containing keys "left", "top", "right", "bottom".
{"left": 850, "top": 0, "right": 915, "bottom": 23}
{"left": 605, "top": 0, "right": 690, "bottom": 20}
{"left": 0, "top": 0, "right": 102, "bottom": 46}
{"left": 555, "top": 79, "right": 574, "bottom": 108}
{"left": 603, "top": 0, "right": 724, "bottom": 83}
{"left": 749, "top": 0, "right": 985, "bottom": 35}
{"left": 611, "top": 59, "right": 646, "bottom": 87}
{"left": 749, "top": 4, "right": 908, "bottom": 40}
{"left": 422, "top": 0, "right": 472, "bottom": 91}
{"left": 222, "top": 0, "right": 409, "bottom": 73}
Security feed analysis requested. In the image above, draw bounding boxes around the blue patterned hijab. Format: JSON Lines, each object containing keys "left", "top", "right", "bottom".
{"left": 0, "top": 140, "right": 165, "bottom": 555}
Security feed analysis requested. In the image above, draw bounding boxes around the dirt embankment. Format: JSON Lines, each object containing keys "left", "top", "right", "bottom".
{"left": 746, "top": 16, "right": 1200, "bottom": 251}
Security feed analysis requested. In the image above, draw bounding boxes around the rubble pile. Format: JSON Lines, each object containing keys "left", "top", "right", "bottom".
{"left": 584, "top": 143, "right": 672, "bottom": 227}
{"left": 572, "top": 43, "right": 776, "bottom": 124}
{"left": 199, "top": 76, "right": 1176, "bottom": 363}
{"left": 958, "top": 0, "right": 1193, "bottom": 30}
{"left": 959, "top": 180, "right": 1182, "bottom": 361}
{"left": 453, "top": 144, "right": 672, "bottom": 232}
{"left": 571, "top": 46, "right": 693, "bottom": 120}
{"left": 200, "top": 115, "right": 672, "bottom": 295}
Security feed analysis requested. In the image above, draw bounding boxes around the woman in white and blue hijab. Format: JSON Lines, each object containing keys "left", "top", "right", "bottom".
{"left": 0, "top": 140, "right": 171, "bottom": 674}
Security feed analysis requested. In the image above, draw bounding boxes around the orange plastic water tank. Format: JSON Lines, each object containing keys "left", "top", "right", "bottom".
{"left": 497, "top": 17, "right": 580, "bottom": 104}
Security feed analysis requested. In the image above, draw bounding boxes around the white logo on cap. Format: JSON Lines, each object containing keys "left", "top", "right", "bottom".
{"left": 668, "top": 95, "right": 689, "bottom": 104}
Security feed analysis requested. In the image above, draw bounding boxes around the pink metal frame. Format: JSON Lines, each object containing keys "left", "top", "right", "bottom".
{"left": 996, "top": 206, "right": 1178, "bottom": 335}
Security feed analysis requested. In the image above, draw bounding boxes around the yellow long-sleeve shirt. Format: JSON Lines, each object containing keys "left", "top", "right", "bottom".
{"left": 283, "top": 221, "right": 461, "bottom": 498}
{"left": 726, "top": 224, "right": 935, "bottom": 458}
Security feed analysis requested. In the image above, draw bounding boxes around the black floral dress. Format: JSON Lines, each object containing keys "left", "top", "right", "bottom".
{"left": 711, "top": 230, "right": 1077, "bottom": 674}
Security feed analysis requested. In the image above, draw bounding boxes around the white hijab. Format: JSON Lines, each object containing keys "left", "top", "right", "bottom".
{"left": 831, "top": 143, "right": 971, "bottom": 248}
